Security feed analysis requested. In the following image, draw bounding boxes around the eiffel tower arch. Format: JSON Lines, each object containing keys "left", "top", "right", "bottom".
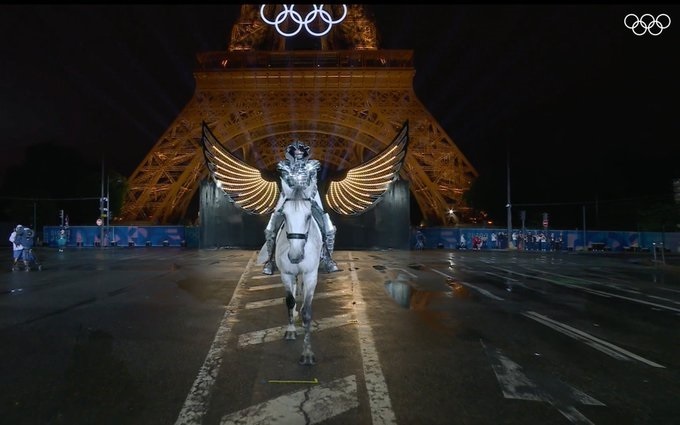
{"left": 118, "top": 5, "right": 478, "bottom": 226}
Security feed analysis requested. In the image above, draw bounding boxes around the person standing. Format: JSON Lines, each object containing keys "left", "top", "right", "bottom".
{"left": 415, "top": 230, "right": 426, "bottom": 250}
{"left": 9, "top": 224, "right": 27, "bottom": 271}
{"left": 491, "top": 232, "right": 498, "bottom": 249}
{"left": 57, "top": 229, "right": 67, "bottom": 252}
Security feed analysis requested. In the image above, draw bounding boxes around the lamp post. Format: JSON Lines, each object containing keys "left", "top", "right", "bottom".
{"left": 506, "top": 150, "right": 513, "bottom": 249}
{"left": 100, "top": 159, "right": 109, "bottom": 248}
{"left": 582, "top": 205, "right": 587, "bottom": 252}
{"left": 106, "top": 173, "right": 110, "bottom": 242}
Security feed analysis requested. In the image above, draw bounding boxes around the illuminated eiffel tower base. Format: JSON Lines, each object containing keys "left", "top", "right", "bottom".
{"left": 118, "top": 5, "right": 478, "bottom": 226}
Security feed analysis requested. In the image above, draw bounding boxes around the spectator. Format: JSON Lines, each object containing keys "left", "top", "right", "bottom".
{"left": 9, "top": 224, "right": 27, "bottom": 271}
{"left": 491, "top": 232, "right": 498, "bottom": 249}
{"left": 415, "top": 230, "right": 426, "bottom": 250}
{"left": 57, "top": 229, "right": 67, "bottom": 253}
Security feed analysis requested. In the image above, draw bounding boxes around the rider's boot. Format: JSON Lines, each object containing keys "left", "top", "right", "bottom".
{"left": 323, "top": 229, "right": 339, "bottom": 273}
{"left": 262, "top": 230, "right": 276, "bottom": 275}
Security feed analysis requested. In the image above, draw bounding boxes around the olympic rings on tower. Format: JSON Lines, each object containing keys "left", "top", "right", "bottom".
{"left": 624, "top": 13, "right": 671, "bottom": 36}
{"left": 260, "top": 4, "right": 348, "bottom": 37}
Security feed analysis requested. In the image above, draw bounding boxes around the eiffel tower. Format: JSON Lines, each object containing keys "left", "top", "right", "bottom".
{"left": 117, "top": 5, "right": 478, "bottom": 225}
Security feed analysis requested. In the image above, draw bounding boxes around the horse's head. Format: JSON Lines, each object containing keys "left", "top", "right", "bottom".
{"left": 280, "top": 185, "right": 314, "bottom": 264}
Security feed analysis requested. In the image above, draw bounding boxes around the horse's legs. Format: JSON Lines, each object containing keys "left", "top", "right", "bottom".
{"left": 282, "top": 274, "right": 297, "bottom": 340}
{"left": 299, "top": 273, "right": 318, "bottom": 365}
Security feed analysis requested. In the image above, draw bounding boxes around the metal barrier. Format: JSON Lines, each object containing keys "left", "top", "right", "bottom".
{"left": 652, "top": 242, "right": 666, "bottom": 265}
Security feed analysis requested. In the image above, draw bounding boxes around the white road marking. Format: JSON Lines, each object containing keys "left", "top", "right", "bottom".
{"left": 244, "top": 289, "right": 350, "bottom": 310}
{"left": 485, "top": 271, "right": 519, "bottom": 282}
{"left": 494, "top": 266, "right": 680, "bottom": 314}
{"left": 522, "top": 266, "right": 643, "bottom": 295}
{"left": 482, "top": 340, "right": 603, "bottom": 425}
{"left": 394, "top": 268, "right": 418, "bottom": 278}
{"left": 220, "top": 375, "right": 358, "bottom": 425}
{"left": 248, "top": 283, "right": 280, "bottom": 291}
{"left": 250, "top": 274, "right": 277, "bottom": 280}
{"left": 349, "top": 253, "right": 397, "bottom": 425}
{"left": 174, "top": 252, "right": 257, "bottom": 425}
{"left": 429, "top": 268, "right": 505, "bottom": 301}
{"left": 178, "top": 251, "right": 395, "bottom": 424}
{"left": 237, "top": 313, "right": 354, "bottom": 347}
{"left": 523, "top": 311, "right": 665, "bottom": 368}
{"left": 647, "top": 294, "right": 680, "bottom": 306}
{"left": 659, "top": 286, "right": 680, "bottom": 294}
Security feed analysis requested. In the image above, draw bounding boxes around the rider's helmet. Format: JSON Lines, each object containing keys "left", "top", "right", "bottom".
{"left": 15, "top": 224, "right": 24, "bottom": 234}
{"left": 285, "top": 141, "right": 310, "bottom": 162}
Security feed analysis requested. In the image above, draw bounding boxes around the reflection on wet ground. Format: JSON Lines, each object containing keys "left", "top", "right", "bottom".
{"left": 384, "top": 278, "right": 436, "bottom": 309}
{"left": 383, "top": 275, "right": 469, "bottom": 335}
{"left": 445, "top": 278, "right": 473, "bottom": 298}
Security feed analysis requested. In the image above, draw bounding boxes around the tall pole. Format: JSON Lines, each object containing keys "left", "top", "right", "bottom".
{"left": 582, "top": 205, "right": 587, "bottom": 252}
{"left": 33, "top": 201, "right": 37, "bottom": 242}
{"left": 106, "top": 174, "right": 111, "bottom": 246}
{"left": 506, "top": 149, "right": 513, "bottom": 249}
{"left": 100, "top": 159, "right": 105, "bottom": 248}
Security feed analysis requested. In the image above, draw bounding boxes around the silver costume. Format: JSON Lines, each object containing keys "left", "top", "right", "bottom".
{"left": 263, "top": 141, "right": 339, "bottom": 275}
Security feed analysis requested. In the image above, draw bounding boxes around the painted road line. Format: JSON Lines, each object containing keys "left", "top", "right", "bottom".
{"left": 349, "top": 253, "right": 397, "bottom": 425}
{"left": 577, "top": 286, "right": 680, "bottom": 314}
{"left": 484, "top": 271, "right": 519, "bottom": 282}
{"left": 494, "top": 266, "right": 680, "bottom": 314}
{"left": 250, "top": 274, "right": 278, "bottom": 280}
{"left": 646, "top": 294, "right": 680, "bottom": 306}
{"left": 482, "top": 340, "right": 603, "bottom": 425}
{"left": 175, "top": 252, "right": 257, "bottom": 425}
{"left": 238, "top": 313, "right": 354, "bottom": 347}
{"left": 248, "top": 283, "right": 280, "bottom": 291}
{"left": 523, "top": 311, "right": 665, "bottom": 368}
{"left": 522, "top": 266, "right": 643, "bottom": 295}
{"left": 659, "top": 287, "right": 680, "bottom": 294}
{"left": 220, "top": 375, "right": 358, "bottom": 425}
{"left": 268, "top": 378, "right": 319, "bottom": 384}
{"left": 245, "top": 289, "right": 350, "bottom": 310}
{"left": 394, "top": 268, "right": 418, "bottom": 278}
{"left": 429, "top": 268, "right": 505, "bottom": 301}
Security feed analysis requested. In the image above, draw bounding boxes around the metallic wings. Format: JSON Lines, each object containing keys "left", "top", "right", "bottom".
{"left": 201, "top": 122, "right": 280, "bottom": 215}
{"left": 325, "top": 121, "right": 409, "bottom": 215}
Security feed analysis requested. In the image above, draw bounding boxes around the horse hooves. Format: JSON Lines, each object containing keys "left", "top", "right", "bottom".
{"left": 299, "top": 355, "right": 316, "bottom": 366}
{"left": 284, "top": 331, "right": 297, "bottom": 340}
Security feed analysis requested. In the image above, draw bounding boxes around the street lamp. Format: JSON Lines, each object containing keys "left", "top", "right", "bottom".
{"left": 506, "top": 151, "right": 513, "bottom": 249}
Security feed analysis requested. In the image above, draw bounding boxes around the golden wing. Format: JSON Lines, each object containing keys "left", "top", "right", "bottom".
{"left": 326, "top": 121, "right": 409, "bottom": 215}
{"left": 201, "top": 122, "right": 279, "bottom": 215}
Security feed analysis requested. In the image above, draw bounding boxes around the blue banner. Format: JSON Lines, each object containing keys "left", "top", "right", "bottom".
{"left": 43, "top": 226, "right": 187, "bottom": 247}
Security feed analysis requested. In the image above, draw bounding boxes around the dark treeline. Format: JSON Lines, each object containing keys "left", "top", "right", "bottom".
{"left": 0, "top": 142, "right": 127, "bottom": 232}
{"left": 463, "top": 166, "right": 680, "bottom": 232}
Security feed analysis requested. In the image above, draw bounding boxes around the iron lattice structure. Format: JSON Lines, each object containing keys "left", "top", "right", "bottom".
{"left": 118, "top": 4, "right": 478, "bottom": 225}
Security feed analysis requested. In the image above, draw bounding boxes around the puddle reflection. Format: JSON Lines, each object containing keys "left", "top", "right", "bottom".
{"left": 445, "top": 278, "right": 472, "bottom": 299}
{"left": 385, "top": 279, "right": 447, "bottom": 309}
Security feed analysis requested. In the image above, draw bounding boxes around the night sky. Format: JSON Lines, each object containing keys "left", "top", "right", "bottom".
{"left": 1, "top": 5, "right": 678, "bottom": 227}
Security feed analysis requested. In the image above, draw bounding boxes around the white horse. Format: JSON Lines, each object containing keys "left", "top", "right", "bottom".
{"left": 275, "top": 183, "right": 323, "bottom": 365}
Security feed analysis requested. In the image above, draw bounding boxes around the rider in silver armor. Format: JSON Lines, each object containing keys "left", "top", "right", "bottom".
{"left": 262, "top": 141, "right": 339, "bottom": 275}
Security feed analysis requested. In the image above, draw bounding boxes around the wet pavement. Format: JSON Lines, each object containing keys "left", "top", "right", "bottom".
{"left": 1, "top": 247, "right": 680, "bottom": 425}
